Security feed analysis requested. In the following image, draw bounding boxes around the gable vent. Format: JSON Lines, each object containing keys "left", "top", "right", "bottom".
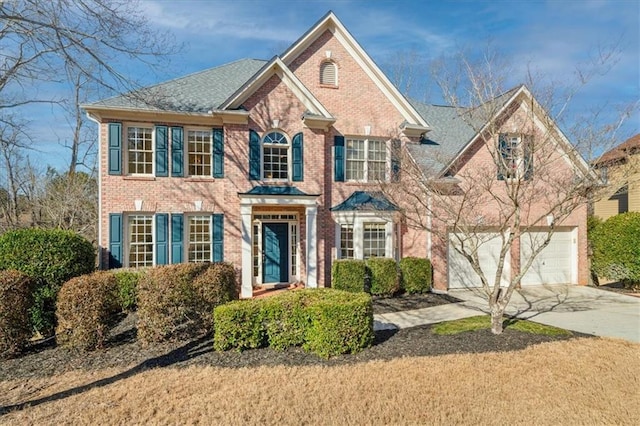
{"left": 320, "top": 61, "right": 337, "bottom": 86}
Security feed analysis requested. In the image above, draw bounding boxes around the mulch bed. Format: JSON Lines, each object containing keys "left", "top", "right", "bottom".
{"left": 0, "top": 292, "right": 585, "bottom": 381}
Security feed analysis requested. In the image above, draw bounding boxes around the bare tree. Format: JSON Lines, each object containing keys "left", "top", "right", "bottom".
{"left": 382, "top": 47, "right": 636, "bottom": 334}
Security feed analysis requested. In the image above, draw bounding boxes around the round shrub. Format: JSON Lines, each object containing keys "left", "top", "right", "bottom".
{"left": 367, "top": 257, "right": 400, "bottom": 296}
{"left": 0, "top": 270, "right": 36, "bottom": 358}
{"left": 55, "top": 271, "right": 119, "bottom": 350}
{"left": 138, "top": 263, "right": 238, "bottom": 344}
{"left": 0, "top": 228, "right": 95, "bottom": 335}
{"left": 591, "top": 212, "right": 640, "bottom": 288}
{"left": 399, "top": 257, "right": 432, "bottom": 294}
{"left": 331, "top": 259, "right": 368, "bottom": 293}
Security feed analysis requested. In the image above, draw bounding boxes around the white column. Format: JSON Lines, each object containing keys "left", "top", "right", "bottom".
{"left": 305, "top": 205, "right": 318, "bottom": 288}
{"left": 240, "top": 205, "right": 253, "bottom": 298}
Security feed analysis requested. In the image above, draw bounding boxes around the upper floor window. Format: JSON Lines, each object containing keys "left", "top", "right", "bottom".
{"left": 346, "top": 138, "right": 387, "bottom": 182}
{"left": 320, "top": 61, "right": 337, "bottom": 86}
{"left": 127, "top": 127, "right": 153, "bottom": 175}
{"left": 188, "top": 130, "right": 212, "bottom": 176}
{"left": 263, "top": 131, "right": 289, "bottom": 180}
{"left": 498, "top": 133, "right": 533, "bottom": 181}
{"left": 599, "top": 166, "right": 609, "bottom": 184}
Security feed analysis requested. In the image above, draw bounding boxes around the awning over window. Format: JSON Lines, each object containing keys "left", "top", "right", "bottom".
{"left": 330, "top": 191, "right": 398, "bottom": 212}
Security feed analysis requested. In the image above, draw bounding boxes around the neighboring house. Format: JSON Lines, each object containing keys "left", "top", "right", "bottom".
{"left": 592, "top": 134, "right": 640, "bottom": 220}
{"left": 83, "top": 11, "right": 590, "bottom": 297}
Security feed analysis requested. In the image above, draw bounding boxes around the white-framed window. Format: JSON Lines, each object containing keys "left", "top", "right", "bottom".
{"left": 127, "top": 126, "right": 153, "bottom": 175}
{"left": 346, "top": 138, "right": 388, "bottom": 182}
{"left": 262, "top": 131, "right": 289, "bottom": 180}
{"left": 187, "top": 215, "right": 211, "bottom": 262}
{"left": 320, "top": 60, "right": 337, "bottom": 86}
{"left": 335, "top": 215, "right": 396, "bottom": 260}
{"left": 498, "top": 133, "right": 533, "bottom": 180}
{"left": 128, "top": 214, "right": 153, "bottom": 267}
{"left": 188, "top": 130, "right": 212, "bottom": 176}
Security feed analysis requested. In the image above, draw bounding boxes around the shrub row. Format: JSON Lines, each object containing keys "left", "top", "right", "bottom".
{"left": 0, "top": 228, "right": 95, "bottom": 335}
{"left": 0, "top": 270, "right": 36, "bottom": 358}
{"left": 112, "top": 269, "right": 146, "bottom": 311}
{"left": 213, "top": 289, "right": 374, "bottom": 358}
{"left": 591, "top": 212, "right": 640, "bottom": 288}
{"left": 137, "top": 263, "right": 237, "bottom": 344}
{"left": 332, "top": 257, "right": 431, "bottom": 295}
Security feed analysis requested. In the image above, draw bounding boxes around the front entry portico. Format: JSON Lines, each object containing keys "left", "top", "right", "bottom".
{"left": 238, "top": 186, "right": 320, "bottom": 298}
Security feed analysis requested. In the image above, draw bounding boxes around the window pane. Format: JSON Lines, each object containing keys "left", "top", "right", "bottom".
{"left": 188, "top": 130, "right": 212, "bottom": 176}
{"left": 188, "top": 216, "right": 211, "bottom": 263}
{"left": 340, "top": 224, "right": 354, "bottom": 259}
{"left": 128, "top": 215, "right": 153, "bottom": 267}
{"left": 363, "top": 223, "right": 386, "bottom": 259}
{"left": 263, "top": 146, "right": 288, "bottom": 179}
{"left": 367, "top": 139, "right": 387, "bottom": 181}
{"left": 346, "top": 139, "right": 365, "bottom": 180}
{"left": 127, "top": 127, "right": 153, "bottom": 174}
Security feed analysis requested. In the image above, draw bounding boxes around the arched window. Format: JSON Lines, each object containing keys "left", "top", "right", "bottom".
{"left": 262, "top": 131, "right": 289, "bottom": 179}
{"left": 320, "top": 61, "right": 337, "bottom": 86}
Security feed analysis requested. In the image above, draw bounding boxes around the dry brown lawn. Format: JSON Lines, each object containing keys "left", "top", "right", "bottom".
{"left": 1, "top": 337, "right": 638, "bottom": 425}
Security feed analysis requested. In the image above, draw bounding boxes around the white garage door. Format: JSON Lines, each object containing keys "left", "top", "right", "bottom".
{"left": 448, "top": 233, "right": 510, "bottom": 289}
{"left": 520, "top": 230, "right": 575, "bottom": 285}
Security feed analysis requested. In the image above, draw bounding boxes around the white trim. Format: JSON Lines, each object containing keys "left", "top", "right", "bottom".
{"left": 261, "top": 129, "right": 291, "bottom": 181}
{"left": 86, "top": 112, "right": 102, "bottom": 268}
{"left": 124, "top": 123, "right": 155, "bottom": 177}
{"left": 240, "top": 205, "right": 253, "bottom": 298}
{"left": 333, "top": 212, "right": 398, "bottom": 260}
{"left": 306, "top": 206, "right": 318, "bottom": 287}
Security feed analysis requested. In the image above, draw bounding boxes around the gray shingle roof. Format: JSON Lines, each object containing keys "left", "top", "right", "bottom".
{"left": 407, "top": 87, "right": 521, "bottom": 177}
{"left": 241, "top": 186, "right": 316, "bottom": 196}
{"left": 330, "top": 191, "right": 398, "bottom": 211}
{"left": 89, "top": 59, "right": 267, "bottom": 113}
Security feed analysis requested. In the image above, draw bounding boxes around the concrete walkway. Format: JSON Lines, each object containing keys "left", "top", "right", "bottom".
{"left": 374, "top": 285, "right": 640, "bottom": 343}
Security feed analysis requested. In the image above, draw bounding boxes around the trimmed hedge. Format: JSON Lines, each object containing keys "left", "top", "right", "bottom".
{"left": 137, "top": 263, "right": 237, "bottom": 343}
{"left": 591, "top": 212, "right": 640, "bottom": 288}
{"left": 111, "top": 269, "right": 146, "bottom": 311}
{"left": 0, "top": 270, "right": 36, "bottom": 358}
{"left": 367, "top": 257, "right": 400, "bottom": 296}
{"left": 399, "top": 257, "right": 432, "bottom": 294}
{"left": 55, "top": 271, "right": 119, "bottom": 350}
{"left": 213, "top": 289, "right": 373, "bottom": 358}
{"left": 0, "top": 228, "right": 95, "bottom": 335}
{"left": 331, "top": 259, "right": 368, "bottom": 293}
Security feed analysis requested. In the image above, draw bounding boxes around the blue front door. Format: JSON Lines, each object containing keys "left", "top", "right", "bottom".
{"left": 262, "top": 223, "right": 289, "bottom": 283}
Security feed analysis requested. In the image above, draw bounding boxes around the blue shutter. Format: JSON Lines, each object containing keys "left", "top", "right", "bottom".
{"left": 171, "top": 213, "right": 184, "bottom": 263}
{"left": 524, "top": 135, "right": 533, "bottom": 181}
{"left": 292, "top": 132, "right": 303, "bottom": 181}
{"left": 213, "top": 128, "right": 224, "bottom": 178}
{"left": 109, "top": 213, "right": 123, "bottom": 268}
{"left": 156, "top": 213, "right": 169, "bottom": 265}
{"left": 155, "top": 125, "right": 168, "bottom": 177}
{"left": 391, "top": 139, "right": 401, "bottom": 182}
{"left": 212, "top": 214, "right": 224, "bottom": 262}
{"left": 334, "top": 135, "right": 345, "bottom": 182}
{"left": 171, "top": 127, "right": 184, "bottom": 177}
{"left": 108, "top": 123, "right": 122, "bottom": 175}
{"left": 497, "top": 134, "right": 506, "bottom": 181}
{"left": 249, "top": 129, "right": 261, "bottom": 180}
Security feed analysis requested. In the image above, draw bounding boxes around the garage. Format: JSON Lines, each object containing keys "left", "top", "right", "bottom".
{"left": 448, "top": 232, "right": 510, "bottom": 289}
{"left": 520, "top": 230, "right": 576, "bottom": 285}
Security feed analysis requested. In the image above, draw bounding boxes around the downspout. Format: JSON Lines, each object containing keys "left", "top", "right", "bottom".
{"left": 85, "top": 112, "right": 102, "bottom": 269}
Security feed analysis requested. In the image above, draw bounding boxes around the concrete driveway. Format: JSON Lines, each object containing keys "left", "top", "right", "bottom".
{"left": 448, "top": 285, "right": 640, "bottom": 343}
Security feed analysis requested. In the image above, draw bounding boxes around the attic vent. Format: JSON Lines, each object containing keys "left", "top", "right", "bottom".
{"left": 320, "top": 61, "right": 337, "bottom": 86}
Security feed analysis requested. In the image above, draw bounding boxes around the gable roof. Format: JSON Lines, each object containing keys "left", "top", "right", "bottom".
{"left": 330, "top": 191, "right": 398, "bottom": 212}
{"left": 281, "top": 11, "right": 430, "bottom": 131}
{"left": 87, "top": 59, "right": 267, "bottom": 113}
{"left": 594, "top": 134, "right": 640, "bottom": 165}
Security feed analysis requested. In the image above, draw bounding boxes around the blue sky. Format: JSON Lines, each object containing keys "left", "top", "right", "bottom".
{"left": 29, "top": 0, "right": 640, "bottom": 171}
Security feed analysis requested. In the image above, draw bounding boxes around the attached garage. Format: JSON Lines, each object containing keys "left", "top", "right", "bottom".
{"left": 520, "top": 229, "right": 577, "bottom": 285}
{"left": 448, "top": 232, "right": 510, "bottom": 289}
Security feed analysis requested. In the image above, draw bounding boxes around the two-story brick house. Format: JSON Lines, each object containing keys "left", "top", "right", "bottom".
{"left": 83, "top": 12, "right": 590, "bottom": 297}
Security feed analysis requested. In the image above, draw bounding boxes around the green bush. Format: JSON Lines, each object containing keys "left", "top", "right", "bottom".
{"left": 367, "top": 257, "right": 399, "bottom": 296}
{"left": 0, "top": 270, "right": 36, "bottom": 358}
{"left": 591, "top": 212, "right": 640, "bottom": 288}
{"left": 213, "top": 289, "right": 373, "bottom": 358}
{"left": 331, "top": 259, "right": 368, "bottom": 293}
{"left": 137, "top": 263, "right": 238, "bottom": 344}
{"left": 112, "top": 269, "right": 146, "bottom": 311}
{"left": 0, "top": 228, "right": 95, "bottom": 335}
{"left": 55, "top": 271, "right": 119, "bottom": 350}
{"left": 399, "top": 257, "right": 432, "bottom": 294}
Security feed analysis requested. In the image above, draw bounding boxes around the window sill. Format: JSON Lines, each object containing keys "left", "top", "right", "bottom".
{"left": 123, "top": 175, "right": 156, "bottom": 181}
{"left": 343, "top": 181, "right": 387, "bottom": 186}
{"left": 319, "top": 84, "right": 339, "bottom": 89}
{"left": 185, "top": 177, "right": 216, "bottom": 182}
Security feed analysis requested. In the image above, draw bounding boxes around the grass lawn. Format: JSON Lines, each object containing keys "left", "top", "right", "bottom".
{"left": 432, "top": 315, "right": 572, "bottom": 336}
{"left": 1, "top": 338, "right": 638, "bottom": 425}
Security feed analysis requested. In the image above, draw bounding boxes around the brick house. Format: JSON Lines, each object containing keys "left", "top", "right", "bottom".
{"left": 83, "top": 11, "right": 590, "bottom": 297}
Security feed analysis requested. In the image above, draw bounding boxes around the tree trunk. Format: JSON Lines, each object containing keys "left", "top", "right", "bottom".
{"left": 490, "top": 307, "right": 504, "bottom": 335}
